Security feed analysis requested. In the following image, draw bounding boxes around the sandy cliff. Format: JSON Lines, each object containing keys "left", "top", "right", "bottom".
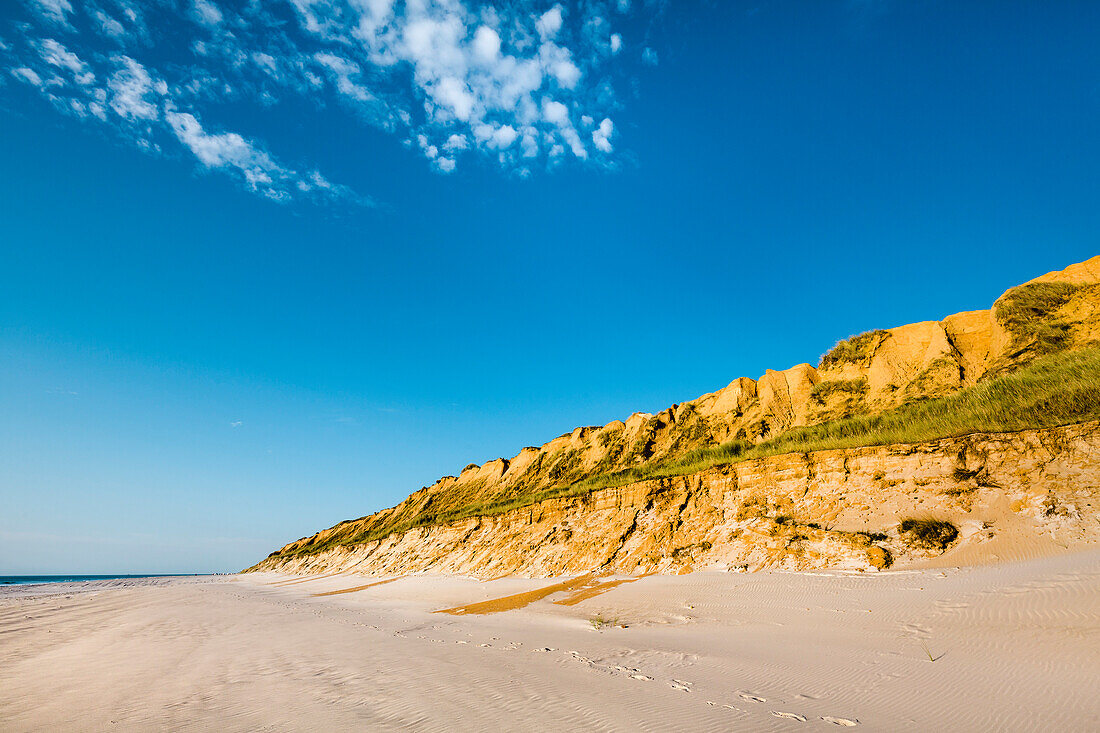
{"left": 252, "top": 421, "right": 1100, "bottom": 576}
{"left": 251, "top": 257, "right": 1100, "bottom": 575}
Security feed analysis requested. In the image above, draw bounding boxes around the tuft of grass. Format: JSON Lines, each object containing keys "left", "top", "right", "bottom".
{"left": 590, "top": 614, "right": 617, "bottom": 630}
{"left": 899, "top": 519, "right": 958, "bottom": 550}
{"left": 811, "top": 378, "right": 868, "bottom": 404}
{"left": 995, "top": 282, "right": 1079, "bottom": 359}
{"left": 819, "top": 330, "right": 889, "bottom": 369}
{"left": 904, "top": 356, "right": 963, "bottom": 401}
{"left": 919, "top": 642, "right": 945, "bottom": 662}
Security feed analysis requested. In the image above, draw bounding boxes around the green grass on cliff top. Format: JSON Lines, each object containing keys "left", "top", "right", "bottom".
{"left": 273, "top": 345, "right": 1100, "bottom": 559}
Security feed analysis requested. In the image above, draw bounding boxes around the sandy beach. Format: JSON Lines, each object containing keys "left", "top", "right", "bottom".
{"left": 1, "top": 553, "right": 1098, "bottom": 732}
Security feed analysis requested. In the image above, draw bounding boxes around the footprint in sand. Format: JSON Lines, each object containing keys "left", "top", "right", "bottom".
{"left": 821, "top": 716, "right": 859, "bottom": 726}
{"left": 900, "top": 623, "right": 931, "bottom": 637}
{"left": 739, "top": 693, "right": 766, "bottom": 703}
{"left": 669, "top": 680, "right": 692, "bottom": 692}
{"left": 771, "top": 711, "right": 807, "bottom": 721}
{"left": 631, "top": 674, "right": 652, "bottom": 681}
{"left": 934, "top": 600, "right": 969, "bottom": 611}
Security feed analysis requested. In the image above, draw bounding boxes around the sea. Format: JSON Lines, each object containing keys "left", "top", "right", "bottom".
{"left": 0, "top": 575, "right": 202, "bottom": 586}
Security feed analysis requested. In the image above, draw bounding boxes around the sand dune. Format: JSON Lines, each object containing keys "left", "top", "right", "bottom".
{"left": 2, "top": 554, "right": 1099, "bottom": 731}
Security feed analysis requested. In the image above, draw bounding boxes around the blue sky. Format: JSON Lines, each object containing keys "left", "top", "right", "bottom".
{"left": 2, "top": 0, "right": 1098, "bottom": 574}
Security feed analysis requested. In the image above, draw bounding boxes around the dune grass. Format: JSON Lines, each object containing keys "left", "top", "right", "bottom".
{"left": 995, "top": 281, "right": 1079, "bottom": 356}
{"left": 274, "top": 345, "right": 1100, "bottom": 559}
{"left": 810, "top": 378, "right": 868, "bottom": 404}
{"left": 562, "top": 344, "right": 1100, "bottom": 491}
{"left": 818, "top": 330, "right": 888, "bottom": 369}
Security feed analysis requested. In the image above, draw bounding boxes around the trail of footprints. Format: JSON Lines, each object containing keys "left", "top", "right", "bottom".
{"left": 446, "top": 631, "right": 860, "bottom": 726}
{"left": 276, "top": 593, "right": 860, "bottom": 726}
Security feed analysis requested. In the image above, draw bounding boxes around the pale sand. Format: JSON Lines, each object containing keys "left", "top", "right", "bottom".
{"left": 3, "top": 553, "right": 1100, "bottom": 731}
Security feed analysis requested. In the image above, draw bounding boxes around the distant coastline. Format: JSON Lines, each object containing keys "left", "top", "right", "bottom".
{"left": 0, "top": 574, "right": 207, "bottom": 587}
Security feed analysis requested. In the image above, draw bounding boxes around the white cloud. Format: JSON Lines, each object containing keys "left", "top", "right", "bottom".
{"left": 191, "top": 0, "right": 223, "bottom": 28}
{"left": 167, "top": 110, "right": 261, "bottom": 169}
{"left": 11, "top": 67, "right": 44, "bottom": 87}
{"left": 443, "top": 133, "right": 468, "bottom": 152}
{"left": 28, "top": 0, "right": 73, "bottom": 26}
{"left": 107, "top": 56, "right": 161, "bottom": 121}
{"left": 94, "top": 11, "right": 126, "bottom": 39}
{"left": 38, "top": 39, "right": 93, "bottom": 85}
{"left": 542, "top": 98, "right": 568, "bottom": 125}
{"left": 554, "top": 59, "right": 580, "bottom": 88}
{"left": 252, "top": 52, "right": 278, "bottom": 76}
{"left": 165, "top": 109, "right": 344, "bottom": 202}
{"left": 472, "top": 25, "right": 501, "bottom": 62}
{"left": 520, "top": 131, "right": 538, "bottom": 157}
{"left": 642, "top": 46, "right": 658, "bottom": 66}
{"left": 490, "top": 124, "right": 517, "bottom": 149}
{"left": 561, "top": 125, "right": 586, "bottom": 159}
{"left": 281, "top": 0, "right": 642, "bottom": 169}
{"left": 314, "top": 52, "right": 375, "bottom": 103}
{"left": 6, "top": 0, "right": 654, "bottom": 200}
{"left": 592, "top": 117, "right": 613, "bottom": 153}
{"left": 536, "top": 6, "right": 564, "bottom": 40}
{"left": 434, "top": 76, "right": 475, "bottom": 120}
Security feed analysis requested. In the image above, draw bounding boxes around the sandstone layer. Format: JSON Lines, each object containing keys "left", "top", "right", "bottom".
{"left": 251, "top": 421, "right": 1100, "bottom": 576}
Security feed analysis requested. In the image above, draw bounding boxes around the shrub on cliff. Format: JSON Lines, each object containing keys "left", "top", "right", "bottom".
{"left": 899, "top": 519, "right": 958, "bottom": 551}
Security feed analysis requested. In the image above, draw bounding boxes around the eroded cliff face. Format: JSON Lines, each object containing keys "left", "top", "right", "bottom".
{"left": 257, "top": 256, "right": 1100, "bottom": 566}
{"left": 250, "top": 421, "right": 1100, "bottom": 577}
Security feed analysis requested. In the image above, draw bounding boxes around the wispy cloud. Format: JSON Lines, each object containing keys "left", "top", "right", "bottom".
{"left": 27, "top": 0, "right": 74, "bottom": 27}
{"left": 3, "top": 0, "right": 659, "bottom": 203}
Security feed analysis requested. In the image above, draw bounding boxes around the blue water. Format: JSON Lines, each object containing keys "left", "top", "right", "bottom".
{"left": 0, "top": 574, "right": 201, "bottom": 586}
